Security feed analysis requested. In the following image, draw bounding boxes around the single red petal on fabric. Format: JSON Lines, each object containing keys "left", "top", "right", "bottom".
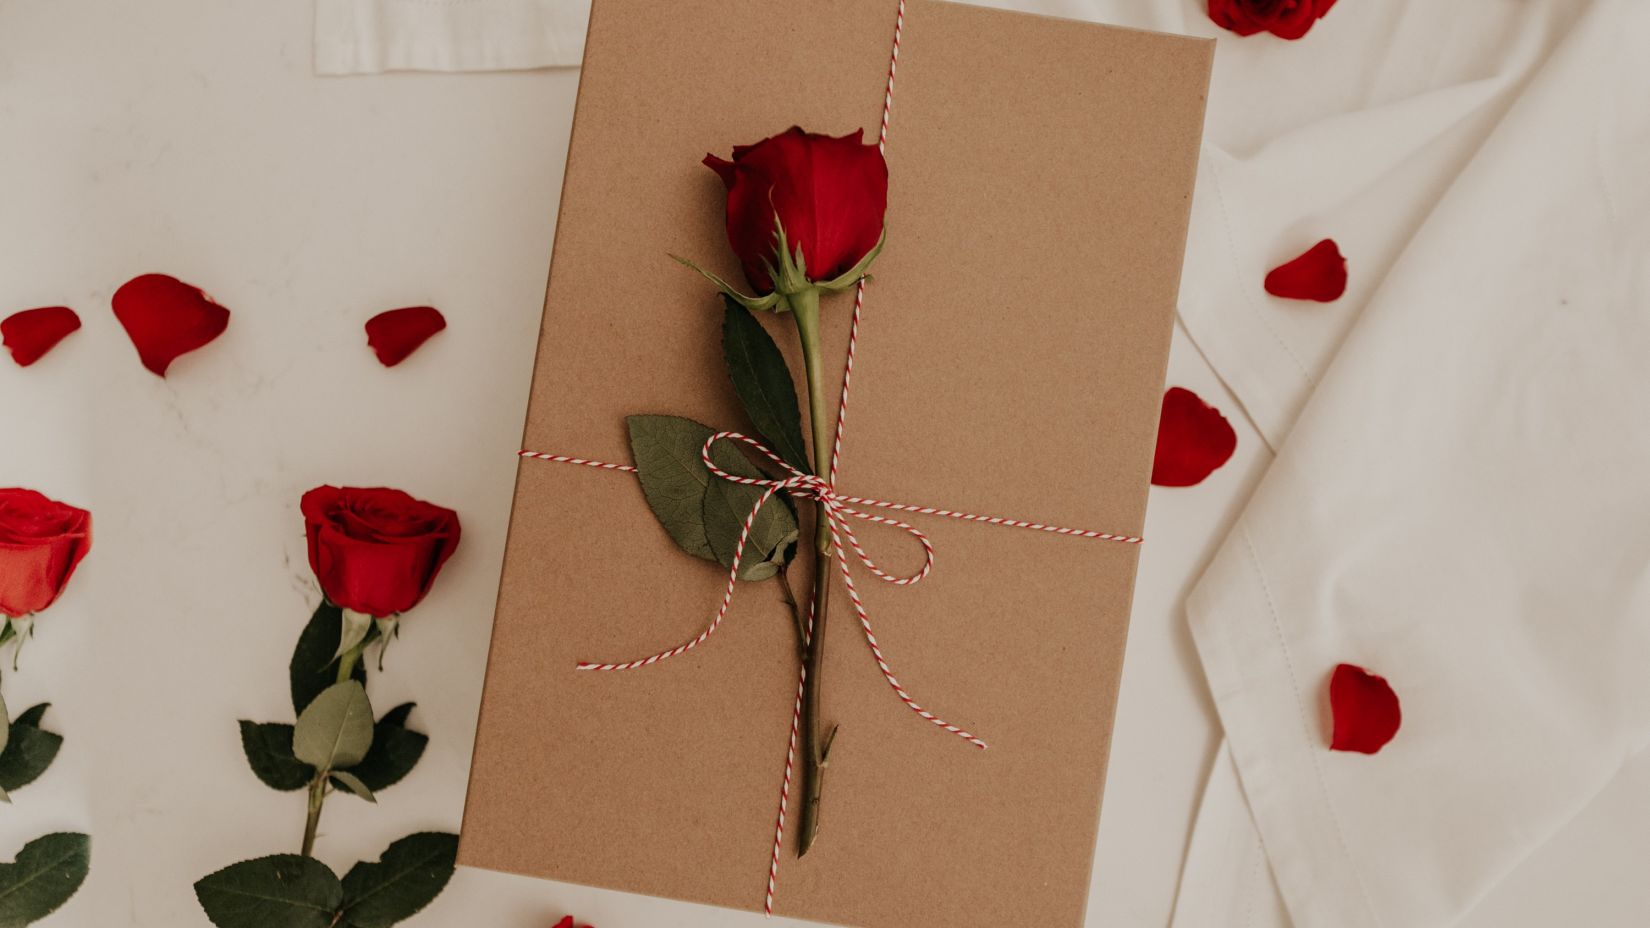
{"left": 1, "top": 307, "right": 82, "bottom": 367}
{"left": 550, "top": 918, "right": 592, "bottom": 928}
{"left": 1265, "top": 239, "right": 1348, "bottom": 302}
{"left": 111, "top": 274, "right": 230, "bottom": 377}
{"left": 1329, "top": 663, "right": 1402, "bottom": 754}
{"left": 365, "top": 306, "right": 446, "bottom": 367}
{"left": 1151, "top": 387, "right": 1238, "bottom": 487}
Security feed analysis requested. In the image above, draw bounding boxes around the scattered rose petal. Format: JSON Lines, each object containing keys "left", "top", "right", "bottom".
{"left": 551, "top": 918, "right": 593, "bottom": 928}
{"left": 1265, "top": 239, "right": 1347, "bottom": 302}
{"left": 365, "top": 306, "right": 446, "bottom": 367}
{"left": 111, "top": 274, "right": 230, "bottom": 376}
{"left": 1, "top": 307, "right": 82, "bottom": 367}
{"left": 1151, "top": 387, "right": 1237, "bottom": 487}
{"left": 1329, "top": 663, "right": 1401, "bottom": 754}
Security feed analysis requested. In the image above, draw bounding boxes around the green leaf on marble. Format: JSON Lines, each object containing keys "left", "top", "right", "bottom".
{"left": 194, "top": 854, "right": 341, "bottom": 928}
{"left": 0, "top": 706, "right": 62, "bottom": 793}
{"left": 0, "top": 832, "right": 91, "bottom": 927}
{"left": 293, "top": 682, "right": 373, "bottom": 772}
{"left": 339, "top": 832, "right": 458, "bottom": 928}
{"left": 329, "top": 770, "right": 375, "bottom": 804}
{"left": 335, "top": 703, "right": 425, "bottom": 795}
{"left": 238, "top": 721, "right": 315, "bottom": 792}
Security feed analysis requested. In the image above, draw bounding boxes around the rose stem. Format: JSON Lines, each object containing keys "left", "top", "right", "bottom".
{"left": 300, "top": 636, "right": 369, "bottom": 856}
{"left": 790, "top": 287, "right": 835, "bottom": 857}
{"left": 774, "top": 567, "right": 807, "bottom": 664}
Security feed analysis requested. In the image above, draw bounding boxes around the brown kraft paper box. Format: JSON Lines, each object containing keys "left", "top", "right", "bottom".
{"left": 460, "top": 2, "right": 1212, "bottom": 926}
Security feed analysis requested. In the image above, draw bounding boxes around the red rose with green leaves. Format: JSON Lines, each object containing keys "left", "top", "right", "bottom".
{"left": 0, "top": 489, "right": 91, "bottom": 618}
{"left": 301, "top": 486, "right": 460, "bottom": 618}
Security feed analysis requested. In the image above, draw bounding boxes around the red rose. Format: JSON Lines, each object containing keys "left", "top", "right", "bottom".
{"left": 0, "top": 489, "right": 92, "bottom": 617}
{"left": 704, "top": 127, "right": 888, "bottom": 295}
{"left": 301, "top": 486, "right": 460, "bottom": 618}
{"left": 1207, "top": 0, "right": 1337, "bottom": 40}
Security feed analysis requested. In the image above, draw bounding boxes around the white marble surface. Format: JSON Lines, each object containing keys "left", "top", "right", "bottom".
{"left": 0, "top": 1, "right": 1644, "bottom": 926}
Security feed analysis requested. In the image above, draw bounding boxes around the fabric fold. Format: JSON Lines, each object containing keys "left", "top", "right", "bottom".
{"left": 1181, "top": 3, "right": 1650, "bottom": 924}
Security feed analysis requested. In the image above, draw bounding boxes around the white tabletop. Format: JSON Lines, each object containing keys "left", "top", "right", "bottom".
{"left": 1, "top": 2, "right": 1643, "bottom": 926}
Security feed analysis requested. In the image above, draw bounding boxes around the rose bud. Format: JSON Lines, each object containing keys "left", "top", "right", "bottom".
{"left": 0, "top": 488, "right": 92, "bottom": 619}
{"left": 678, "top": 127, "right": 888, "bottom": 314}
{"left": 300, "top": 486, "right": 461, "bottom": 619}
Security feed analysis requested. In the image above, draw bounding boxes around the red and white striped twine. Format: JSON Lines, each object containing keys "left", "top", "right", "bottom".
{"left": 517, "top": 0, "right": 1141, "bottom": 916}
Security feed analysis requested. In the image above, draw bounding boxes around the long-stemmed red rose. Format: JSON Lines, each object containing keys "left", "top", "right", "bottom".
{"left": 197, "top": 487, "right": 464, "bottom": 928}
{"left": 680, "top": 126, "right": 889, "bottom": 856}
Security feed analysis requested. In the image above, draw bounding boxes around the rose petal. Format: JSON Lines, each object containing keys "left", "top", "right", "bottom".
{"left": 1329, "top": 663, "right": 1402, "bottom": 754}
{"left": 1, "top": 307, "right": 81, "bottom": 367}
{"left": 1151, "top": 387, "right": 1238, "bottom": 487}
{"left": 1265, "top": 239, "right": 1347, "bottom": 302}
{"left": 111, "top": 274, "right": 230, "bottom": 376}
{"left": 365, "top": 306, "right": 446, "bottom": 367}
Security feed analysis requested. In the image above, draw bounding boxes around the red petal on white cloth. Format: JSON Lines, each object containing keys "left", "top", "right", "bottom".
{"left": 1265, "top": 239, "right": 1348, "bottom": 302}
{"left": 1329, "top": 663, "right": 1402, "bottom": 754}
{"left": 1152, "top": 387, "right": 1238, "bottom": 487}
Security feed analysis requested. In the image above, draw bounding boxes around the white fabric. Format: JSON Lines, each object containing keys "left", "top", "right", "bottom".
{"left": 1172, "top": 1, "right": 1650, "bottom": 926}
{"left": 314, "top": 0, "right": 589, "bottom": 74}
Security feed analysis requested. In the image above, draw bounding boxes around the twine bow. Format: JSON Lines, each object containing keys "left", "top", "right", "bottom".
{"left": 573, "top": 428, "right": 983, "bottom": 747}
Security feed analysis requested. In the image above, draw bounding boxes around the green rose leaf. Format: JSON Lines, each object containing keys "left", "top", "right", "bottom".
{"left": 702, "top": 438, "right": 798, "bottom": 581}
{"left": 293, "top": 682, "right": 374, "bottom": 771}
{"left": 0, "top": 832, "right": 90, "bottom": 927}
{"left": 291, "top": 602, "right": 366, "bottom": 716}
{"left": 194, "top": 854, "right": 341, "bottom": 928}
{"left": 627, "top": 415, "right": 722, "bottom": 562}
{"left": 629, "top": 414, "right": 798, "bottom": 582}
{"left": 0, "top": 706, "right": 63, "bottom": 793}
{"left": 722, "top": 298, "right": 810, "bottom": 474}
{"left": 339, "top": 832, "right": 459, "bottom": 928}
{"left": 11, "top": 707, "right": 45, "bottom": 729}
{"left": 329, "top": 770, "right": 376, "bottom": 804}
{"left": 336, "top": 703, "right": 426, "bottom": 794}
{"left": 238, "top": 721, "right": 315, "bottom": 792}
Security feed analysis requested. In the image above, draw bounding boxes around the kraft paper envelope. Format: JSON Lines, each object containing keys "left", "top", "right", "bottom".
{"left": 460, "top": 2, "right": 1211, "bottom": 926}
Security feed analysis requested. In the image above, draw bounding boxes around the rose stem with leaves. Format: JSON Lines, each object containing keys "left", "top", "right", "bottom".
{"left": 299, "top": 635, "right": 370, "bottom": 857}
{"left": 790, "top": 286, "right": 838, "bottom": 857}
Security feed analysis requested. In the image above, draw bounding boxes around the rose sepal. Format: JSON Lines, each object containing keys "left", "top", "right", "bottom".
{"left": 812, "top": 226, "right": 885, "bottom": 293}
{"left": 670, "top": 255, "right": 784, "bottom": 313}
